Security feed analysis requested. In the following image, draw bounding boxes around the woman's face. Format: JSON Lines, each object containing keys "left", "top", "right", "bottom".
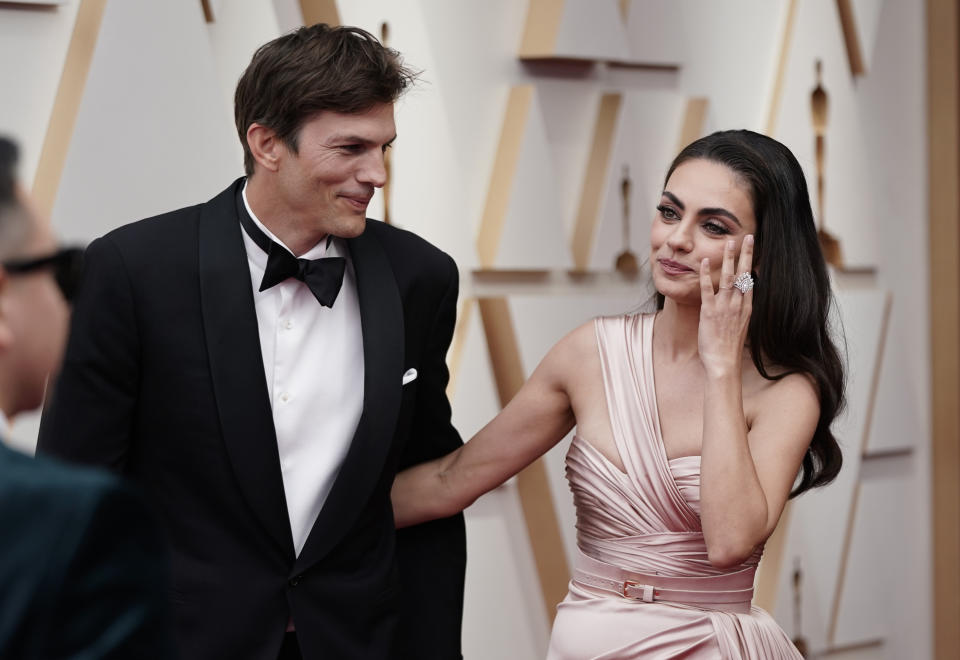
{"left": 650, "top": 158, "right": 758, "bottom": 306}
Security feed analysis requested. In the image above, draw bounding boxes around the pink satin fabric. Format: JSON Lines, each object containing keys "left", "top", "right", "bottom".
{"left": 546, "top": 314, "right": 801, "bottom": 659}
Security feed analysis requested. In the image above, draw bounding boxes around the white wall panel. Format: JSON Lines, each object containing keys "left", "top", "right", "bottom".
{"left": 52, "top": 0, "right": 240, "bottom": 243}
{"left": 0, "top": 0, "right": 81, "bottom": 184}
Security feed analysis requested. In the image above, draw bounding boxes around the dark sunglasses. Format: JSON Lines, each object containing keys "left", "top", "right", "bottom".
{"left": 2, "top": 247, "right": 85, "bottom": 302}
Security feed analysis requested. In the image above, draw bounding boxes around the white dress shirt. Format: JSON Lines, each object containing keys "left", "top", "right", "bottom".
{"left": 241, "top": 184, "right": 364, "bottom": 556}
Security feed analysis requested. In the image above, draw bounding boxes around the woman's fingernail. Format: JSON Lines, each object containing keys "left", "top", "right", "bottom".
{"left": 727, "top": 239, "right": 735, "bottom": 249}
{"left": 746, "top": 234, "right": 754, "bottom": 246}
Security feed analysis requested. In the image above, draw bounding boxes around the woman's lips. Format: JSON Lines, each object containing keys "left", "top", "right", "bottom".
{"left": 658, "top": 258, "right": 694, "bottom": 275}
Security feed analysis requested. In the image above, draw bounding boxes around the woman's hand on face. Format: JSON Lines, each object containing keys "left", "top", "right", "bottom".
{"left": 698, "top": 235, "right": 754, "bottom": 379}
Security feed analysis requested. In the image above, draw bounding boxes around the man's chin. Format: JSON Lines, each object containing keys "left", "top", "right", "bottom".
{"left": 331, "top": 217, "right": 367, "bottom": 239}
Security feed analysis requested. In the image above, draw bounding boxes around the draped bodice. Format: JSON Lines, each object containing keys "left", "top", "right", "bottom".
{"left": 566, "top": 313, "right": 762, "bottom": 579}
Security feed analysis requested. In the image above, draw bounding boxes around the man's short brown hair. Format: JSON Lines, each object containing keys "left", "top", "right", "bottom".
{"left": 234, "top": 23, "right": 417, "bottom": 176}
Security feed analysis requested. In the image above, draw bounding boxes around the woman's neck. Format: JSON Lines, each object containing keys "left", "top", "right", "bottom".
{"left": 654, "top": 298, "right": 701, "bottom": 362}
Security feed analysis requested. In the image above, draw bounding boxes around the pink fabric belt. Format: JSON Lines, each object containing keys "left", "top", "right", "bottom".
{"left": 572, "top": 550, "right": 754, "bottom": 614}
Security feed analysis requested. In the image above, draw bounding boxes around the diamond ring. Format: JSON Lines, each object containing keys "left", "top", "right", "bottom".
{"left": 733, "top": 272, "right": 754, "bottom": 294}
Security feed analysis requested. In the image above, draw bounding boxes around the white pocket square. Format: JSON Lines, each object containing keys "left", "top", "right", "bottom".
{"left": 402, "top": 368, "right": 418, "bottom": 385}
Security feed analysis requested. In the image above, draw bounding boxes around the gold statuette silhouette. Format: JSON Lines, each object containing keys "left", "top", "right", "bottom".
{"left": 614, "top": 165, "right": 639, "bottom": 274}
{"left": 811, "top": 59, "right": 843, "bottom": 268}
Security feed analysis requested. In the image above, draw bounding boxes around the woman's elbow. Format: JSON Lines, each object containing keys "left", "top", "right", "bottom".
{"left": 706, "top": 540, "right": 757, "bottom": 569}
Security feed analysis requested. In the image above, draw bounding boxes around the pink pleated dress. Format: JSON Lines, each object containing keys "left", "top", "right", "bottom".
{"left": 547, "top": 314, "right": 802, "bottom": 659}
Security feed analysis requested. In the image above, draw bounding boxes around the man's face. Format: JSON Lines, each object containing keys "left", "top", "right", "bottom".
{"left": 0, "top": 190, "right": 69, "bottom": 413}
{"left": 274, "top": 103, "right": 396, "bottom": 240}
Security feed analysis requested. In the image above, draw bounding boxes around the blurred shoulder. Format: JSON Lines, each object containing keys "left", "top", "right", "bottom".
{"left": 0, "top": 443, "right": 137, "bottom": 525}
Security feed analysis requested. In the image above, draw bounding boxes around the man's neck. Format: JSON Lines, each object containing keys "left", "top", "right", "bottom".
{"left": 244, "top": 175, "right": 327, "bottom": 257}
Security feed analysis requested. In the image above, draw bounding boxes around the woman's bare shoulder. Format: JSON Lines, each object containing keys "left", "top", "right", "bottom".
{"left": 746, "top": 368, "right": 820, "bottom": 431}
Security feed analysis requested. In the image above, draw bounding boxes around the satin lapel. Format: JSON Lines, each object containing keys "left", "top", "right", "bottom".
{"left": 198, "top": 179, "right": 294, "bottom": 559}
{"left": 295, "top": 224, "right": 403, "bottom": 571}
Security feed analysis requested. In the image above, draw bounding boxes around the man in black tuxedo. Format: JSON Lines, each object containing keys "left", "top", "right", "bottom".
{"left": 0, "top": 136, "right": 173, "bottom": 658}
{"left": 38, "top": 24, "right": 465, "bottom": 660}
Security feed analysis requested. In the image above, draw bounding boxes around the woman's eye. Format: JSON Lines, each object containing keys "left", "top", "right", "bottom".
{"left": 703, "top": 220, "right": 730, "bottom": 235}
{"left": 656, "top": 204, "right": 678, "bottom": 220}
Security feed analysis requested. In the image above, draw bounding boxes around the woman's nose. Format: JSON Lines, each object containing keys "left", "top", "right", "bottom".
{"left": 665, "top": 223, "right": 693, "bottom": 252}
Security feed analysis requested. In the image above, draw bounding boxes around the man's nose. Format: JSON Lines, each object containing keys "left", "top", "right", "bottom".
{"left": 359, "top": 150, "right": 387, "bottom": 188}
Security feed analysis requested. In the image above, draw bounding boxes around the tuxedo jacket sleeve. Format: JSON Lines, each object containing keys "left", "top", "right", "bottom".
{"left": 37, "top": 233, "right": 140, "bottom": 470}
{"left": 0, "top": 445, "right": 173, "bottom": 659}
{"left": 371, "top": 222, "right": 467, "bottom": 659}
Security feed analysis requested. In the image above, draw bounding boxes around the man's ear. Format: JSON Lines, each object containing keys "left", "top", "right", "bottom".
{"left": 0, "top": 269, "right": 14, "bottom": 354}
{"left": 246, "top": 123, "right": 283, "bottom": 173}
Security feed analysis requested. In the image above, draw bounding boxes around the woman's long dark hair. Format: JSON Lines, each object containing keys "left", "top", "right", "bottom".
{"left": 661, "top": 129, "right": 845, "bottom": 497}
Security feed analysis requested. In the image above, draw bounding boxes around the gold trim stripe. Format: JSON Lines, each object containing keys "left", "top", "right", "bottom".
{"left": 572, "top": 93, "right": 622, "bottom": 271}
{"left": 477, "top": 86, "right": 534, "bottom": 268}
{"left": 518, "top": 0, "right": 565, "bottom": 58}
{"left": 299, "top": 0, "right": 339, "bottom": 27}
{"left": 928, "top": 0, "right": 960, "bottom": 656}
{"left": 764, "top": 0, "right": 797, "bottom": 135}
{"left": 677, "top": 97, "right": 708, "bottom": 153}
{"left": 477, "top": 297, "right": 569, "bottom": 622}
{"left": 31, "top": 0, "right": 108, "bottom": 215}
{"left": 836, "top": 0, "right": 866, "bottom": 76}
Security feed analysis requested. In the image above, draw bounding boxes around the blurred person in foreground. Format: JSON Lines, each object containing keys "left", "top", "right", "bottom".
{"left": 0, "top": 136, "right": 173, "bottom": 658}
{"left": 38, "top": 23, "right": 465, "bottom": 660}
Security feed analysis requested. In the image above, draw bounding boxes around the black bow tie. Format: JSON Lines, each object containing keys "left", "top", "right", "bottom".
{"left": 237, "top": 191, "right": 346, "bottom": 308}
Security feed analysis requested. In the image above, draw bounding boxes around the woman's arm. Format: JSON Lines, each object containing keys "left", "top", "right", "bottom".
{"left": 391, "top": 323, "right": 593, "bottom": 528}
{"left": 697, "top": 237, "right": 820, "bottom": 568}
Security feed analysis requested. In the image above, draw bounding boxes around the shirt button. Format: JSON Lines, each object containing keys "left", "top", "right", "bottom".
{"left": 284, "top": 319, "right": 293, "bottom": 330}
{"left": 289, "top": 575, "right": 302, "bottom": 587}
{"left": 280, "top": 392, "right": 290, "bottom": 403}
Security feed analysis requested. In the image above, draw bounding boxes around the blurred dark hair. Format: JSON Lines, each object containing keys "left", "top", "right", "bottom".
{"left": 0, "top": 137, "right": 34, "bottom": 261}
{"left": 661, "top": 129, "right": 845, "bottom": 498}
{"left": 234, "top": 23, "right": 418, "bottom": 176}
{"left": 0, "top": 136, "right": 17, "bottom": 207}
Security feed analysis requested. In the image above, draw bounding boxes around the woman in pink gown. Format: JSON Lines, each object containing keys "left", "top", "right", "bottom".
{"left": 393, "top": 130, "right": 844, "bottom": 659}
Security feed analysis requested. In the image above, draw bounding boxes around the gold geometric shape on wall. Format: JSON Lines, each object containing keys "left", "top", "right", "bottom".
{"left": 518, "top": 0, "right": 632, "bottom": 65}
{"left": 476, "top": 85, "right": 534, "bottom": 268}
{"left": 765, "top": 0, "right": 798, "bottom": 135}
{"left": 928, "top": 0, "right": 960, "bottom": 655}
{"left": 200, "top": 0, "right": 215, "bottom": 23}
{"left": 299, "top": 0, "right": 340, "bottom": 27}
{"left": 519, "top": 0, "right": 565, "bottom": 58}
{"left": 835, "top": 0, "right": 865, "bottom": 76}
{"left": 571, "top": 93, "right": 622, "bottom": 271}
{"left": 676, "top": 97, "right": 709, "bottom": 153}
{"left": 477, "top": 297, "right": 570, "bottom": 622}
{"left": 32, "top": 0, "right": 108, "bottom": 216}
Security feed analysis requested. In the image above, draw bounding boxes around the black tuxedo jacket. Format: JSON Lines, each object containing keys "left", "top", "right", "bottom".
{"left": 38, "top": 179, "right": 466, "bottom": 660}
{"left": 0, "top": 442, "right": 173, "bottom": 658}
